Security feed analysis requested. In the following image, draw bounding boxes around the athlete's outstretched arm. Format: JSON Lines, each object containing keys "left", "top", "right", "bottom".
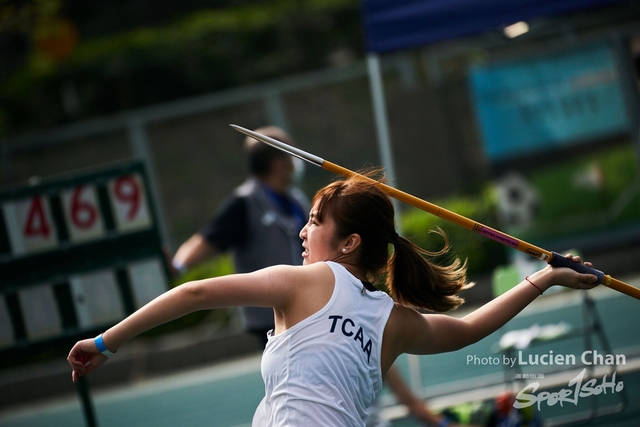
{"left": 67, "top": 264, "right": 304, "bottom": 382}
{"left": 389, "top": 255, "right": 598, "bottom": 358}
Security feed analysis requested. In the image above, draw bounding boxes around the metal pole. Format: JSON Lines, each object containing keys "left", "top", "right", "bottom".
{"left": 366, "top": 53, "right": 402, "bottom": 224}
{"left": 366, "top": 54, "right": 398, "bottom": 191}
{"left": 76, "top": 376, "right": 98, "bottom": 427}
{"left": 128, "top": 119, "right": 172, "bottom": 249}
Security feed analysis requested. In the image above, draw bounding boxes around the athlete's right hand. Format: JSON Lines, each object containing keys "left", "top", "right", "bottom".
{"left": 67, "top": 338, "right": 109, "bottom": 383}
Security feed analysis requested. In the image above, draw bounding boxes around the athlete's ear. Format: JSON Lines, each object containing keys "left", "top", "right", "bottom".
{"left": 341, "top": 234, "right": 362, "bottom": 254}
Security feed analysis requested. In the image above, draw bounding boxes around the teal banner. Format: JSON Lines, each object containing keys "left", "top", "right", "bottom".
{"left": 469, "top": 42, "right": 630, "bottom": 161}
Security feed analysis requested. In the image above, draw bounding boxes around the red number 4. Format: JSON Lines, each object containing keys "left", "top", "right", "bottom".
{"left": 23, "top": 197, "right": 51, "bottom": 238}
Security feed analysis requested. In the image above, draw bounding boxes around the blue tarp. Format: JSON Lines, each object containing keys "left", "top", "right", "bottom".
{"left": 361, "top": 0, "right": 632, "bottom": 53}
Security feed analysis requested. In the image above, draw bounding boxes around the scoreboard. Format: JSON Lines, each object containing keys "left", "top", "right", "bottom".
{"left": 0, "top": 160, "right": 170, "bottom": 353}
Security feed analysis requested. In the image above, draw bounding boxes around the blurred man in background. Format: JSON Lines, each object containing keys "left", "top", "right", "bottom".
{"left": 172, "top": 125, "right": 308, "bottom": 347}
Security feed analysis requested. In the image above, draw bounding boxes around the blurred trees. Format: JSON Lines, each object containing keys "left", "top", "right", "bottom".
{"left": 0, "top": 0, "right": 363, "bottom": 135}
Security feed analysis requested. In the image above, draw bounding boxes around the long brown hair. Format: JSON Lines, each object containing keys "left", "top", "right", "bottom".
{"left": 312, "top": 171, "right": 472, "bottom": 312}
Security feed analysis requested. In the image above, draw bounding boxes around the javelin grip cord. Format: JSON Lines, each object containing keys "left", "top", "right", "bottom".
{"left": 549, "top": 251, "right": 605, "bottom": 283}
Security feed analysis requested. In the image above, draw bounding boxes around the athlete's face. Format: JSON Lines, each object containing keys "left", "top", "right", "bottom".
{"left": 299, "top": 201, "right": 341, "bottom": 265}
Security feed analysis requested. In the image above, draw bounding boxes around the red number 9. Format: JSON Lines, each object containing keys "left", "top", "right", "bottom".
{"left": 114, "top": 175, "right": 140, "bottom": 220}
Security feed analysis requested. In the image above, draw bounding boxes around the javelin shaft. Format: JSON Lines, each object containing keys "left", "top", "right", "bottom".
{"left": 231, "top": 124, "right": 640, "bottom": 300}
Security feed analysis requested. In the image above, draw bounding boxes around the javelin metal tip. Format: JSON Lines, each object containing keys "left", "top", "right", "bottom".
{"left": 229, "top": 124, "right": 250, "bottom": 135}
{"left": 229, "top": 124, "right": 324, "bottom": 167}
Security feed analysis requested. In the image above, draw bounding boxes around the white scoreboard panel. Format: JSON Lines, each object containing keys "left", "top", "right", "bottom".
{"left": 0, "top": 161, "right": 169, "bottom": 350}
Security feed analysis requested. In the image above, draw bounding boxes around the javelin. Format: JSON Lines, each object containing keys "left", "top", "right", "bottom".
{"left": 231, "top": 124, "right": 640, "bottom": 301}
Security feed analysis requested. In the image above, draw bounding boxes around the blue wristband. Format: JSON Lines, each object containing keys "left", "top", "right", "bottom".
{"left": 95, "top": 334, "right": 116, "bottom": 357}
{"left": 438, "top": 418, "right": 450, "bottom": 427}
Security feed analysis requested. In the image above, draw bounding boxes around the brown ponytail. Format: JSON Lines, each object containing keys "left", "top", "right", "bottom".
{"left": 313, "top": 170, "right": 472, "bottom": 312}
{"left": 388, "top": 229, "right": 473, "bottom": 312}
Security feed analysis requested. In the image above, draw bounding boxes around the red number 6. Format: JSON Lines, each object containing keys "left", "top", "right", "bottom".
{"left": 70, "top": 186, "right": 97, "bottom": 229}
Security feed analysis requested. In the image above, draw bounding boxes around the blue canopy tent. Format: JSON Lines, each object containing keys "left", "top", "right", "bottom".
{"left": 361, "top": 0, "right": 628, "bottom": 53}
{"left": 359, "top": 0, "right": 635, "bottom": 187}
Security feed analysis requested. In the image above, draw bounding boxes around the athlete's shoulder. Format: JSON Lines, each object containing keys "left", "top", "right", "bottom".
{"left": 261, "top": 262, "right": 332, "bottom": 283}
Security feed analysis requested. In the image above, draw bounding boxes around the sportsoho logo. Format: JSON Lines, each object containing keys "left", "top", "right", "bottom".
{"left": 515, "top": 367, "right": 623, "bottom": 410}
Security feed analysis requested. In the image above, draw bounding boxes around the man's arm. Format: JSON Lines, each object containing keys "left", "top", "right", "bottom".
{"left": 171, "top": 195, "right": 247, "bottom": 274}
{"left": 172, "top": 234, "right": 219, "bottom": 273}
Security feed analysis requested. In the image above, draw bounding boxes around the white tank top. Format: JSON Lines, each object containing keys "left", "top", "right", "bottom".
{"left": 252, "top": 261, "right": 395, "bottom": 426}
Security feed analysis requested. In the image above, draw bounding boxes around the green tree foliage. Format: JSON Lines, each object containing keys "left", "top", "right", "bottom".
{"left": 400, "top": 189, "right": 508, "bottom": 277}
{"left": 0, "top": 0, "right": 362, "bottom": 135}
